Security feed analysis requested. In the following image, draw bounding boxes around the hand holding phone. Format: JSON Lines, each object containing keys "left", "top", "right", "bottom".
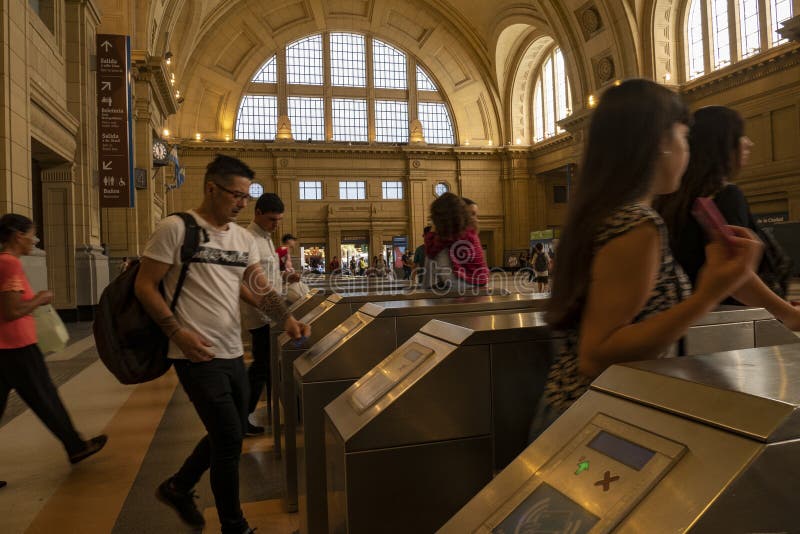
{"left": 692, "top": 197, "right": 736, "bottom": 249}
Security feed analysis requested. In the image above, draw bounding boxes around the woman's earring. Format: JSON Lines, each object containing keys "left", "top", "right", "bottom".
{"left": 661, "top": 150, "right": 672, "bottom": 155}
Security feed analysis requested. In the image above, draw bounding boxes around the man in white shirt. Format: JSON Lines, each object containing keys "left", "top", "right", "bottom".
{"left": 240, "top": 193, "right": 300, "bottom": 436}
{"left": 135, "top": 155, "right": 309, "bottom": 534}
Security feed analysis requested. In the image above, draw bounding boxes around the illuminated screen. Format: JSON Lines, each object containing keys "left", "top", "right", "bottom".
{"left": 588, "top": 431, "right": 655, "bottom": 471}
{"left": 493, "top": 483, "right": 598, "bottom": 534}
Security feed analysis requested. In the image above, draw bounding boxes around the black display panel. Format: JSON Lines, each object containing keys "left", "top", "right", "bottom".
{"left": 588, "top": 431, "right": 655, "bottom": 471}
{"left": 493, "top": 483, "right": 598, "bottom": 534}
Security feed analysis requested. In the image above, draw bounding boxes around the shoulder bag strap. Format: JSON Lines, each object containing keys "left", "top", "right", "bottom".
{"left": 168, "top": 212, "right": 205, "bottom": 312}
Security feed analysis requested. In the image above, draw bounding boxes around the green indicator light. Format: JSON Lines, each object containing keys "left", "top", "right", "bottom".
{"left": 575, "top": 460, "right": 590, "bottom": 475}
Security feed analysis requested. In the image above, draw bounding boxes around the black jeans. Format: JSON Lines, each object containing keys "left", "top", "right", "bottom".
{"left": 0, "top": 344, "right": 85, "bottom": 456}
{"left": 247, "top": 324, "right": 270, "bottom": 415}
{"left": 172, "top": 357, "right": 249, "bottom": 534}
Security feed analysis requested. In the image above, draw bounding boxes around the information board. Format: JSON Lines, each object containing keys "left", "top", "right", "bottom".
{"left": 97, "top": 34, "right": 134, "bottom": 208}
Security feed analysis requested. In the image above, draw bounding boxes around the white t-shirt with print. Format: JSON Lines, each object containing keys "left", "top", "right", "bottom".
{"left": 142, "top": 210, "right": 260, "bottom": 360}
{"left": 241, "top": 222, "right": 283, "bottom": 330}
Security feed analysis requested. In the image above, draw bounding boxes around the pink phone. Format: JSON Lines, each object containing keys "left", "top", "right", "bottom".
{"left": 692, "top": 197, "right": 736, "bottom": 248}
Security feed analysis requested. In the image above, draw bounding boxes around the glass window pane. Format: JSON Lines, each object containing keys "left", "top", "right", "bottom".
{"left": 533, "top": 78, "right": 544, "bottom": 142}
{"left": 330, "top": 33, "right": 366, "bottom": 87}
{"left": 771, "top": 0, "right": 793, "bottom": 45}
{"left": 373, "top": 39, "right": 407, "bottom": 89}
{"left": 288, "top": 96, "right": 325, "bottom": 141}
{"left": 416, "top": 66, "right": 437, "bottom": 91}
{"left": 687, "top": 0, "right": 705, "bottom": 79}
{"left": 382, "top": 181, "right": 404, "bottom": 200}
{"left": 299, "top": 181, "right": 323, "bottom": 200}
{"left": 339, "top": 181, "right": 366, "bottom": 200}
{"left": 740, "top": 0, "right": 761, "bottom": 58}
{"left": 332, "top": 98, "right": 368, "bottom": 142}
{"left": 252, "top": 56, "right": 277, "bottom": 83}
{"left": 235, "top": 95, "right": 277, "bottom": 140}
{"left": 287, "top": 34, "right": 323, "bottom": 85}
{"left": 711, "top": 0, "right": 731, "bottom": 69}
{"left": 375, "top": 100, "right": 409, "bottom": 143}
{"left": 418, "top": 102, "right": 454, "bottom": 144}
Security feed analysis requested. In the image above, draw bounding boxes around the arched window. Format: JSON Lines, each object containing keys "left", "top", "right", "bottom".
{"left": 684, "top": 0, "right": 793, "bottom": 81}
{"left": 235, "top": 33, "right": 455, "bottom": 144}
{"left": 532, "top": 47, "right": 572, "bottom": 144}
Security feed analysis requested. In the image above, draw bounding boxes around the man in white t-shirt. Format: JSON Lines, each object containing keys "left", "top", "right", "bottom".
{"left": 240, "top": 192, "right": 301, "bottom": 436}
{"left": 135, "top": 155, "right": 309, "bottom": 534}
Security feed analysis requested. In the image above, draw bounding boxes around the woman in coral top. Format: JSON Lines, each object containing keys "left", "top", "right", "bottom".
{"left": 0, "top": 214, "right": 107, "bottom": 489}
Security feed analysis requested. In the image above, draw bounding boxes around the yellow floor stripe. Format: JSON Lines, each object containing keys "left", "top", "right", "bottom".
{"left": 25, "top": 371, "right": 179, "bottom": 534}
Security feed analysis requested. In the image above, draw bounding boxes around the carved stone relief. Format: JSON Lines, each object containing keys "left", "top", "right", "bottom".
{"left": 575, "top": 1, "right": 604, "bottom": 41}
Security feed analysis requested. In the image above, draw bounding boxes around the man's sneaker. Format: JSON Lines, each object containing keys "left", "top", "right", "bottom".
{"left": 69, "top": 435, "right": 108, "bottom": 464}
{"left": 0, "top": 481, "right": 7, "bottom": 489}
{"left": 245, "top": 422, "right": 265, "bottom": 436}
{"left": 156, "top": 478, "right": 205, "bottom": 527}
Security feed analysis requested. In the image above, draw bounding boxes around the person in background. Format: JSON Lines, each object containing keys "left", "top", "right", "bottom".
{"left": 277, "top": 234, "right": 297, "bottom": 273}
{"left": 463, "top": 197, "right": 479, "bottom": 230}
{"left": 531, "top": 243, "right": 551, "bottom": 292}
{"left": 656, "top": 105, "right": 800, "bottom": 330}
{"left": 375, "top": 253, "right": 389, "bottom": 277}
{"left": 401, "top": 250, "right": 412, "bottom": 280}
{"left": 135, "top": 155, "right": 309, "bottom": 533}
{"left": 349, "top": 257, "right": 356, "bottom": 275}
{"left": 329, "top": 255, "right": 340, "bottom": 273}
{"left": 240, "top": 193, "right": 301, "bottom": 438}
{"left": 119, "top": 256, "right": 130, "bottom": 274}
{"left": 413, "top": 226, "right": 431, "bottom": 282}
{"left": 534, "top": 79, "right": 762, "bottom": 440}
{"left": 0, "top": 214, "right": 107, "bottom": 490}
{"left": 424, "top": 193, "right": 489, "bottom": 287}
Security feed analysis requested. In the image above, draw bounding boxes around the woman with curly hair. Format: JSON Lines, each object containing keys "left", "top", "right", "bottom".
{"left": 422, "top": 192, "right": 488, "bottom": 287}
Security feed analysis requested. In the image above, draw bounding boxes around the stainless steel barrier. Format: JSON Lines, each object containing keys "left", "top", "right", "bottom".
{"left": 441, "top": 342, "right": 800, "bottom": 533}
{"left": 276, "top": 287, "right": 504, "bottom": 512}
{"left": 295, "top": 296, "right": 549, "bottom": 533}
{"left": 323, "top": 312, "right": 557, "bottom": 534}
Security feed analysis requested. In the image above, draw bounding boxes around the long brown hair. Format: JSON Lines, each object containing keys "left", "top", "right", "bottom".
{"left": 430, "top": 192, "right": 467, "bottom": 240}
{"left": 655, "top": 106, "right": 745, "bottom": 241}
{"left": 547, "top": 79, "right": 690, "bottom": 330}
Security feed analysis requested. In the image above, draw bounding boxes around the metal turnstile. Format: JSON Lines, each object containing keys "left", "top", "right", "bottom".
{"left": 683, "top": 304, "right": 797, "bottom": 354}
{"left": 276, "top": 287, "right": 503, "bottom": 512}
{"left": 440, "top": 342, "right": 800, "bottom": 533}
{"left": 323, "top": 312, "right": 559, "bottom": 534}
{"left": 295, "top": 297, "right": 549, "bottom": 533}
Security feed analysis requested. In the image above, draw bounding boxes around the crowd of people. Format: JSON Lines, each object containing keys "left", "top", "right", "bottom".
{"left": 1, "top": 79, "right": 798, "bottom": 533}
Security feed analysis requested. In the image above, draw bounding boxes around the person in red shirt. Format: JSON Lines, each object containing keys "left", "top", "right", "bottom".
{"left": 277, "top": 233, "right": 297, "bottom": 272}
{"left": 423, "top": 193, "right": 489, "bottom": 286}
{"left": 0, "top": 214, "right": 107, "bottom": 489}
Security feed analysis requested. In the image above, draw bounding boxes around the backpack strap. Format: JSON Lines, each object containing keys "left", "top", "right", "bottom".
{"left": 168, "top": 212, "right": 206, "bottom": 312}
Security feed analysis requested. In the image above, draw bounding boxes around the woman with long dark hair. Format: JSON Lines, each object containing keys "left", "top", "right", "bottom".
{"left": 656, "top": 106, "right": 800, "bottom": 328}
{"left": 534, "top": 80, "right": 762, "bottom": 438}
{"left": 0, "top": 214, "right": 107, "bottom": 489}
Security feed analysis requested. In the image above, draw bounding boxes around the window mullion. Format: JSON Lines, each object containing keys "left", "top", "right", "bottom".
{"left": 323, "top": 32, "right": 333, "bottom": 142}
{"left": 758, "top": 0, "right": 770, "bottom": 49}
{"left": 277, "top": 46, "right": 288, "bottom": 117}
{"left": 728, "top": 0, "right": 740, "bottom": 61}
{"left": 701, "top": 0, "right": 713, "bottom": 73}
{"left": 407, "top": 56, "right": 418, "bottom": 123}
{"left": 366, "top": 37, "right": 376, "bottom": 143}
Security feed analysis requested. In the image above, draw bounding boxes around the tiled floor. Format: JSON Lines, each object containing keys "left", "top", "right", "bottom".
{"left": 0, "top": 324, "right": 298, "bottom": 534}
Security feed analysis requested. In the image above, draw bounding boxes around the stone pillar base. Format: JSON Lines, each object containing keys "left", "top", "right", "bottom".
{"left": 74, "top": 244, "right": 110, "bottom": 321}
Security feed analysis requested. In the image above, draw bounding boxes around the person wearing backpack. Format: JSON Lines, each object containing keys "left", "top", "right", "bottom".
{"left": 532, "top": 242, "right": 551, "bottom": 293}
{"left": 134, "top": 156, "right": 310, "bottom": 534}
{"left": 0, "top": 214, "right": 107, "bottom": 490}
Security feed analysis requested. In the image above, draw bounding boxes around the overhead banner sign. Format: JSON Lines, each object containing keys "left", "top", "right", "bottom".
{"left": 97, "top": 34, "right": 134, "bottom": 208}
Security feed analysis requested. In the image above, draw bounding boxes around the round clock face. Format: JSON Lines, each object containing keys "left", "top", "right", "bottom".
{"left": 153, "top": 141, "right": 168, "bottom": 161}
{"left": 249, "top": 182, "right": 264, "bottom": 199}
{"left": 434, "top": 182, "right": 449, "bottom": 197}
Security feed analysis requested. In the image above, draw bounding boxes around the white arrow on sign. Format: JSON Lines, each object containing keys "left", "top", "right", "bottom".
{"left": 102, "top": 161, "right": 112, "bottom": 170}
{"left": 101, "top": 81, "right": 111, "bottom": 91}
{"left": 100, "top": 41, "right": 112, "bottom": 52}
{"left": 101, "top": 97, "right": 112, "bottom": 106}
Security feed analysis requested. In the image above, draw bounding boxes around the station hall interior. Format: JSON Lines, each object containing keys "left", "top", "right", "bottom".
{"left": 2, "top": 0, "right": 800, "bottom": 533}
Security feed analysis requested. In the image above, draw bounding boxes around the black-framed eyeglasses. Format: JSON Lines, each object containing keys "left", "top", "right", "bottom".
{"left": 213, "top": 182, "right": 250, "bottom": 201}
